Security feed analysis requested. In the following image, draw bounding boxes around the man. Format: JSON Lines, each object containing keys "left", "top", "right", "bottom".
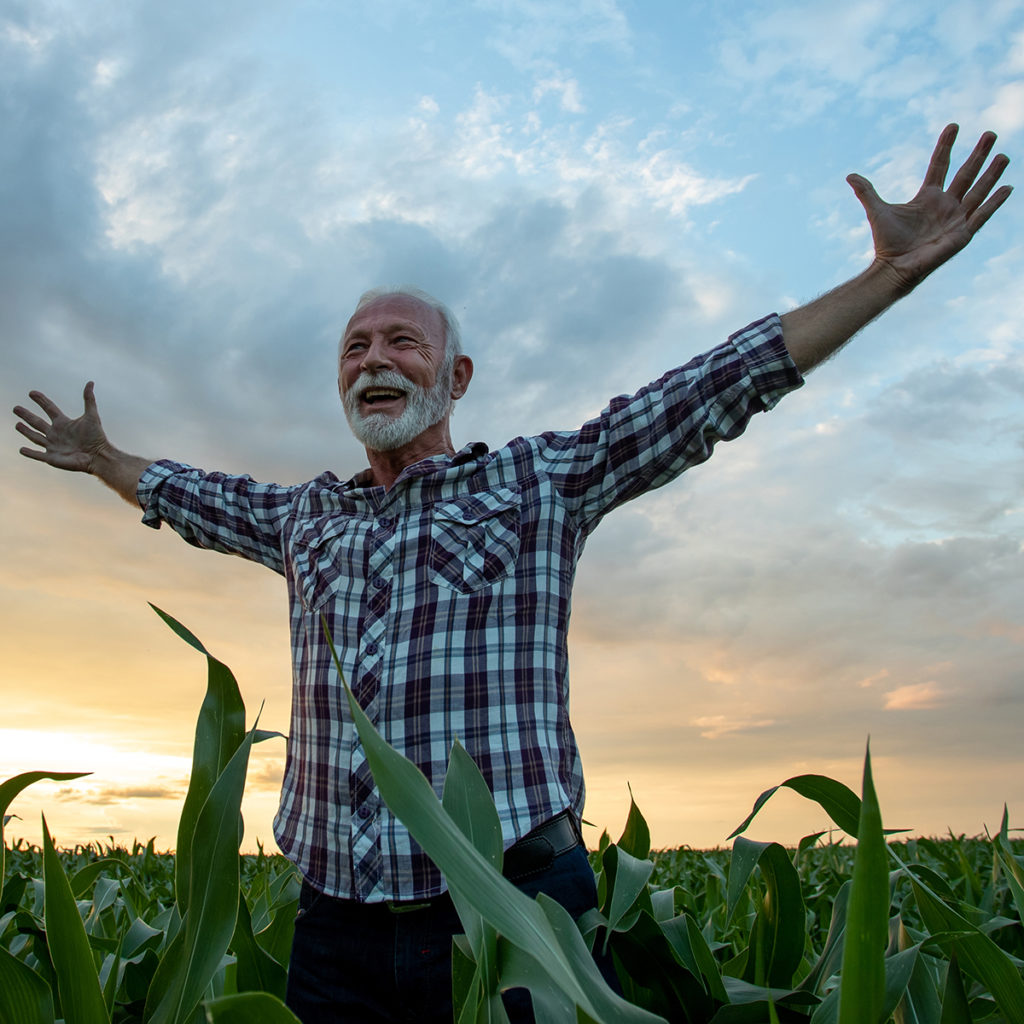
{"left": 14, "top": 126, "right": 1012, "bottom": 1022}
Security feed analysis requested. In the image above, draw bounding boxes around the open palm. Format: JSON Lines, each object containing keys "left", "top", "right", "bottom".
{"left": 14, "top": 382, "right": 109, "bottom": 473}
{"left": 847, "top": 125, "right": 1012, "bottom": 291}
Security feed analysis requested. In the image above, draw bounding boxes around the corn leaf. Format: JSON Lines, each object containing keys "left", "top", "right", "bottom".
{"left": 909, "top": 876, "right": 1024, "bottom": 1024}
{"left": 837, "top": 743, "right": 888, "bottom": 1024}
{"left": 324, "top": 625, "right": 665, "bottom": 1024}
{"left": 441, "top": 741, "right": 505, "bottom": 1019}
{"left": 203, "top": 991, "right": 302, "bottom": 1022}
{"left": 617, "top": 791, "right": 651, "bottom": 861}
{"left": 799, "top": 879, "right": 850, "bottom": 995}
{"left": 232, "top": 892, "right": 288, "bottom": 999}
{"left": 938, "top": 954, "right": 971, "bottom": 1024}
{"left": 1, "top": 771, "right": 90, "bottom": 888}
{"left": 0, "top": 945, "right": 55, "bottom": 1024}
{"left": 145, "top": 723, "right": 257, "bottom": 1024}
{"left": 151, "top": 604, "right": 246, "bottom": 913}
{"left": 737, "top": 841, "right": 805, "bottom": 989}
{"left": 599, "top": 845, "right": 654, "bottom": 944}
{"left": 42, "top": 814, "right": 110, "bottom": 1024}
{"left": 728, "top": 775, "right": 862, "bottom": 840}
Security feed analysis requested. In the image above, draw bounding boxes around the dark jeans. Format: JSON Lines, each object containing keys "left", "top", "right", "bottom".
{"left": 285, "top": 844, "right": 615, "bottom": 1023}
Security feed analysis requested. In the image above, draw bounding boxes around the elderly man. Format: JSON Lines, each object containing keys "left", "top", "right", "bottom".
{"left": 14, "top": 126, "right": 1012, "bottom": 1023}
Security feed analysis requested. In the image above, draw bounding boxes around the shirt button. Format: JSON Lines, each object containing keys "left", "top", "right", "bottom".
{"left": 365, "top": 642, "right": 378, "bottom": 656}
{"left": 357, "top": 805, "right": 372, "bottom": 819}
{"left": 378, "top": 517, "right": 393, "bottom": 529}
{"left": 373, "top": 577, "right": 387, "bottom": 588}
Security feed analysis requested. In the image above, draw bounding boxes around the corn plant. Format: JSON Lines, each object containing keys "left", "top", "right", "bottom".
{"left": 0, "top": 606, "right": 299, "bottom": 1024}
{"left": 2, "top": 609, "right": 1023, "bottom": 1023}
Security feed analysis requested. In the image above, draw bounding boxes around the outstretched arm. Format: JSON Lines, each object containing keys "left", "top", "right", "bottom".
{"left": 781, "top": 124, "right": 1013, "bottom": 373}
{"left": 14, "top": 382, "right": 152, "bottom": 506}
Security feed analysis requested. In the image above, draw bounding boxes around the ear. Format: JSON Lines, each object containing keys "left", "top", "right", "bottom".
{"left": 451, "top": 355, "right": 473, "bottom": 400}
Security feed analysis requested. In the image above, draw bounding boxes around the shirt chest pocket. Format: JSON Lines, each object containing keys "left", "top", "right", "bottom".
{"left": 290, "top": 516, "right": 358, "bottom": 611}
{"left": 427, "top": 489, "right": 522, "bottom": 594}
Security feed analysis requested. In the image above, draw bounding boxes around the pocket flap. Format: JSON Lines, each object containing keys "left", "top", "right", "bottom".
{"left": 431, "top": 487, "right": 521, "bottom": 526}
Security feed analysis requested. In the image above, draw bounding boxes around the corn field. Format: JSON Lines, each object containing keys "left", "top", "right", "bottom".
{"left": 1, "top": 606, "right": 1022, "bottom": 1023}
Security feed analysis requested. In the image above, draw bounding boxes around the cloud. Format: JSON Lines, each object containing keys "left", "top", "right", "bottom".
{"left": 884, "top": 682, "right": 946, "bottom": 710}
{"left": 57, "top": 784, "right": 186, "bottom": 805}
{"left": 981, "top": 80, "right": 1024, "bottom": 135}
{"left": 692, "top": 715, "right": 775, "bottom": 740}
{"left": 475, "top": 0, "right": 631, "bottom": 68}
{"left": 533, "top": 72, "right": 585, "bottom": 113}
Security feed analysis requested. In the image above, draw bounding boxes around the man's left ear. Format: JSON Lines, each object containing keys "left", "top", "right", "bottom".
{"left": 451, "top": 355, "right": 474, "bottom": 400}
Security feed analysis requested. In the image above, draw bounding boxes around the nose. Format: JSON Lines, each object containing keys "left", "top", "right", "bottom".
{"left": 360, "top": 337, "right": 394, "bottom": 372}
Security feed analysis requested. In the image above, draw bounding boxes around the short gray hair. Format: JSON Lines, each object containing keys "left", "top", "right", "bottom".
{"left": 352, "top": 285, "right": 463, "bottom": 375}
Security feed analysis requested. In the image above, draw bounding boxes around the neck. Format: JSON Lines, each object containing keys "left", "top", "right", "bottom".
{"left": 363, "top": 421, "right": 456, "bottom": 490}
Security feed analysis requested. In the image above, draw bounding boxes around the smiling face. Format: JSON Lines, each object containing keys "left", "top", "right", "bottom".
{"left": 338, "top": 293, "right": 471, "bottom": 455}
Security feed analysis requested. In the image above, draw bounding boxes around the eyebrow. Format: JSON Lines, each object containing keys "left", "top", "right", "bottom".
{"left": 343, "top": 319, "right": 430, "bottom": 342}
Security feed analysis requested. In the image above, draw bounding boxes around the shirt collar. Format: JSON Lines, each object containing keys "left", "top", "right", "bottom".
{"left": 340, "top": 441, "right": 491, "bottom": 494}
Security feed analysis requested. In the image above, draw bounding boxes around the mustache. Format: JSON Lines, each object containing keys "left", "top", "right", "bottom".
{"left": 343, "top": 369, "right": 417, "bottom": 415}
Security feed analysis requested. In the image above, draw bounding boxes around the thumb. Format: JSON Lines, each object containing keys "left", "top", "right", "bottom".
{"left": 847, "top": 173, "right": 883, "bottom": 215}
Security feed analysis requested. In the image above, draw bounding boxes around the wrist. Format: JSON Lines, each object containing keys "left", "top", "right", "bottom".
{"left": 867, "top": 255, "right": 919, "bottom": 300}
{"left": 87, "top": 441, "right": 121, "bottom": 477}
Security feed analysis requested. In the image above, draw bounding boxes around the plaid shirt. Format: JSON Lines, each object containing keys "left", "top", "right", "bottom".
{"left": 139, "top": 314, "right": 802, "bottom": 900}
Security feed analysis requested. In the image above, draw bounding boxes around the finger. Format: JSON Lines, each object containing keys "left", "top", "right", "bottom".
{"left": 948, "top": 131, "right": 998, "bottom": 201}
{"left": 967, "top": 184, "right": 1013, "bottom": 234}
{"left": 83, "top": 381, "right": 97, "bottom": 416}
{"left": 13, "top": 406, "right": 51, "bottom": 432}
{"left": 15, "top": 422, "right": 50, "bottom": 447}
{"left": 922, "top": 123, "right": 958, "bottom": 190}
{"left": 19, "top": 446, "right": 51, "bottom": 462}
{"left": 28, "top": 390, "right": 64, "bottom": 419}
{"left": 962, "top": 152, "right": 1010, "bottom": 217}
{"left": 847, "top": 172, "right": 884, "bottom": 216}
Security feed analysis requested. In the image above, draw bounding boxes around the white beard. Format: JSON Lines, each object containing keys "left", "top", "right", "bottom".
{"left": 343, "top": 367, "right": 453, "bottom": 452}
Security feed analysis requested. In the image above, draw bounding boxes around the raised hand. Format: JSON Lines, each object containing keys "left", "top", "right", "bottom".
{"left": 14, "top": 382, "right": 110, "bottom": 473}
{"left": 847, "top": 124, "right": 1012, "bottom": 293}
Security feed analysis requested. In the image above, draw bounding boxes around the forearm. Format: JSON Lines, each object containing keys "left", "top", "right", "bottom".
{"left": 779, "top": 259, "right": 907, "bottom": 374}
{"left": 89, "top": 446, "right": 153, "bottom": 506}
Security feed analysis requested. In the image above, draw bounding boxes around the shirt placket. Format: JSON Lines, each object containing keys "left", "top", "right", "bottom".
{"left": 349, "top": 507, "right": 397, "bottom": 900}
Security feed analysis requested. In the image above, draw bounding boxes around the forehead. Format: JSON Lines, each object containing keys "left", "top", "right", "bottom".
{"left": 343, "top": 294, "right": 444, "bottom": 343}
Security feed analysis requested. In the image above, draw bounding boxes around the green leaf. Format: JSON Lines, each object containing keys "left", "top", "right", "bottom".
{"left": 42, "top": 814, "right": 110, "bottom": 1024}
{"left": 0, "top": 771, "right": 91, "bottom": 888}
{"left": 909, "top": 875, "right": 1024, "bottom": 1024}
{"left": 441, "top": 741, "right": 504, "bottom": 1014}
{"left": 617, "top": 790, "right": 651, "bottom": 861}
{"left": 145, "top": 723, "right": 257, "bottom": 1024}
{"left": 728, "top": 775, "right": 862, "bottom": 840}
{"left": 609, "top": 910, "right": 716, "bottom": 1021}
{"left": 737, "top": 841, "right": 805, "bottom": 989}
{"left": 232, "top": 892, "right": 288, "bottom": 1000}
{"left": 252, "top": 895, "right": 299, "bottom": 968}
{"left": 939, "top": 954, "right": 971, "bottom": 1024}
{"left": 799, "top": 880, "right": 850, "bottom": 996}
{"left": 203, "top": 991, "right": 303, "bottom": 1023}
{"left": 0, "top": 945, "right": 55, "bottom": 1024}
{"left": 323, "top": 624, "right": 664, "bottom": 1024}
{"left": 151, "top": 604, "right": 246, "bottom": 913}
{"left": 599, "top": 845, "right": 654, "bottom": 943}
{"left": 70, "top": 857, "right": 137, "bottom": 899}
{"left": 837, "top": 742, "right": 888, "bottom": 1024}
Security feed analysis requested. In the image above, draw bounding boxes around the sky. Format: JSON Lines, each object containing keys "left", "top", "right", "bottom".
{"left": 2, "top": 0, "right": 1023, "bottom": 857}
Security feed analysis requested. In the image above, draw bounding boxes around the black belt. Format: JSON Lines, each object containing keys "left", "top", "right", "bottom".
{"left": 385, "top": 810, "right": 582, "bottom": 912}
{"left": 501, "top": 809, "right": 582, "bottom": 882}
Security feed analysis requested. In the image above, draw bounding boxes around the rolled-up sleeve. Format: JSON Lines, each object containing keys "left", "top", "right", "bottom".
{"left": 138, "top": 459, "right": 298, "bottom": 574}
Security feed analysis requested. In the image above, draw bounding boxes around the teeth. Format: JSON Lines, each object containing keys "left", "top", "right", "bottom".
{"left": 363, "top": 388, "right": 405, "bottom": 400}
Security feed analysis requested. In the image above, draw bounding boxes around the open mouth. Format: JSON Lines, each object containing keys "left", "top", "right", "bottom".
{"left": 360, "top": 386, "right": 408, "bottom": 407}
